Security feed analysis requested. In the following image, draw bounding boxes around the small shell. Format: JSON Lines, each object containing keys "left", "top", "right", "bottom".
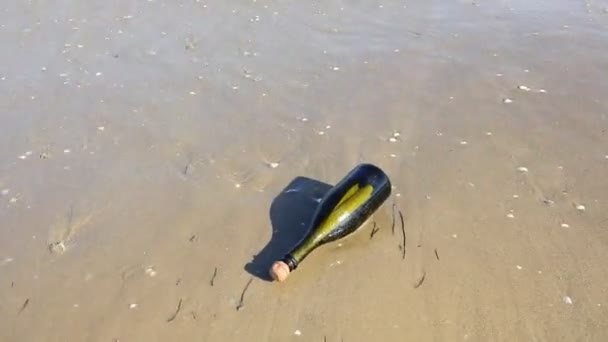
{"left": 388, "top": 137, "right": 398, "bottom": 142}
{"left": 518, "top": 85, "right": 531, "bottom": 91}
{"left": 506, "top": 213, "right": 515, "bottom": 219}
{"left": 1, "top": 257, "right": 14, "bottom": 266}
{"left": 332, "top": 66, "right": 340, "bottom": 71}
{"left": 517, "top": 166, "right": 528, "bottom": 173}
{"left": 563, "top": 296, "right": 573, "bottom": 305}
{"left": 49, "top": 241, "right": 66, "bottom": 254}
{"left": 268, "top": 162, "right": 279, "bottom": 169}
{"left": 503, "top": 98, "right": 513, "bottom": 104}
{"left": 145, "top": 267, "right": 157, "bottom": 277}
{"left": 294, "top": 330, "right": 301, "bottom": 336}
{"left": 460, "top": 140, "right": 468, "bottom": 145}
{"left": 561, "top": 223, "right": 570, "bottom": 228}
{"left": 516, "top": 265, "right": 523, "bottom": 270}
{"left": 129, "top": 303, "right": 138, "bottom": 309}
{"left": 575, "top": 204, "right": 586, "bottom": 211}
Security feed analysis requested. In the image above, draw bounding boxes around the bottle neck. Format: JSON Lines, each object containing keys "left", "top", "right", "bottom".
{"left": 281, "top": 254, "right": 299, "bottom": 271}
{"left": 285, "top": 184, "right": 374, "bottom": 268}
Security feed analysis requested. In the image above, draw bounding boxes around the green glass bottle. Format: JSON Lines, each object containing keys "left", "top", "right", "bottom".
{"left": 269, "top": 163, "right": 392, "bottom": 281}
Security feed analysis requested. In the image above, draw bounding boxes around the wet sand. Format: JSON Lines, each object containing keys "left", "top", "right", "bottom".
{"left": 2, "top": 0, "right": 608, "bottom": 341}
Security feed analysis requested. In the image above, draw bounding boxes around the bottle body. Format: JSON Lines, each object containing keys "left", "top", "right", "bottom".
{"left": 281, "top": 163, "right": 391, "bottom": 271}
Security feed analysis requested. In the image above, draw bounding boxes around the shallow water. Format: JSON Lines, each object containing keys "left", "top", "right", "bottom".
{"left": 1, "top": 0, "right": 608, "bottom": 341}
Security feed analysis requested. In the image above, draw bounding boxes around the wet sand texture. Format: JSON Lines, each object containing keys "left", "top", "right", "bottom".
{"left": 1, "top": 0, "right": 608, "bottom": 341}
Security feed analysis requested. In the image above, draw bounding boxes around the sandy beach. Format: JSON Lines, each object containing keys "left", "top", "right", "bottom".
{"left": 1, "top": 0, "right": 608, "bottom": 341}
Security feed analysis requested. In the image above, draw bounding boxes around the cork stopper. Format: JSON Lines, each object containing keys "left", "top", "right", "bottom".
{"left": 269, "top": 261, "right": 291, "bottom": 282}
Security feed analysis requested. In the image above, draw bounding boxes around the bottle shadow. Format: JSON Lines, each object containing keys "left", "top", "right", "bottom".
{"left": 244, "top": 176, "right": 333, "bottom": 281}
